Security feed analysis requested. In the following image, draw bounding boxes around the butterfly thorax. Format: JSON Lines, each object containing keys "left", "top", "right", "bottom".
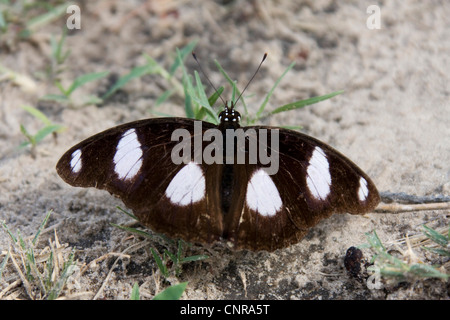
{"left": 218, "top": 102, "right": 241, "bottom": 131}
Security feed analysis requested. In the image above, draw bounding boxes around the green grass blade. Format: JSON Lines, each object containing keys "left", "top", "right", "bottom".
{"left": 182, "top": 75, "right": 195, "bottom": 119}
{"left": 176, "top": 240, "right": 183, "bottom": 263}
{"left": 102, "top": 65, "right": 150, "bottom": 100}
{"left": 26, "top": 248, "right": 36, "bottom": 267}
{"left": 21, "top": 105, "right": 52, "bottom": 125}
{"left": 176, "top": 49, "right": 196, "bottom": 119}
{"left": 378, "top": 251, "right": 408, "bottom": 270}
{"left": 151, "top": 248, "right": 168, "bottom": 278}
{"left": 1, "top": 220, "right": 17, "bottom": 243}
{"left": 54, "top": 80, "right": 66, "bottom": 95}
{"left": 174, "top": 48, "right": 195, "bottom": 119}
{"left": 51, "top": 30, "right": 70, "bottom": 65}
{"left": 164, "top": 249, "right": 178, "bottom": 266}
{"left": 214, "top": 59, "right": 248, "bottom": 113}
{"left": 152, "top": 282, "right": 187, "bottom": 300}
{"left": 26, "top": 3, "right": 70, "bottom": 32}
{"left": 169, "top": 40, "right": 197, "bottom": 75}
{"left": 47, "top": 251, "right": 76, "bottom": 300}
{"left": 45, "top": 251, "right": 54, "bottom": 289}
{"left": 32, "top": 210, "right": 52, "bottom": 246}
{"left": 269, "top": 90, "right": 344, "bottom": 116}
{"left": 256, "top": 61, "right": 295, "bottom": 119}
{"left": 114, "top": 206, "right": 176, "bottom": 243}
{"left": 34, "top": 124, "right": 62, "bottom": 144}
{"left": 190, "top": 95, "right": 219, "bottom": 123}
{"left": 17, "top": 231, "right": 27, "bottom": 251}
{"left": 378, "top": 267, "right": 405, "bottom": 278}
{"left": 213, "top": 59, "right": 236, "bottom": 89}
{"left": 144, "top": 54, "right": 165, "bottom": 74}
{"left": 231, "top": 80, "right": 237, "bottom": 105}
{"left": 155, "top": 89, "right": 175, "bottom": 106}
{"left": 19, "top": 142, "right": 30, "bottom": 149}
{"left": 422, "top": 225, "right": 448, "bottom": 247}
{"left": 0, "top": 251, "right": 9, "bottom": 282}
{"left": 145, "top": 53, "right": 184, "bottom": 97}
{"left": 26, "top": 247, "right": 42, "bottom": 286}
{"left": 409, "top": 264, "right": 448, "bottom": 279}
{"left": 193, "top": 71, "right": 219, "bottom": 123}
{"left": 130, "top": 282, "right": 140, "bottom": 300}
{"left": 82, "top": 95, "right": 103, "bottom": 106}
{"left": 40, "top": 94, "right": 70, "bottom": 103}
{"left": 20, "top": 124, "right": 35, "bottom": 147}
{"left": 0, "top": 8, "right": 6, "bottom": 31}
{"left": 110, "top": 223, "right": 154, "bottom": 240}
{"left": 194, "top": 70, "right": 209, "bottom": 105}
{"left": 422, "top": 246, "right": 450, "bottom": 257}
{"left": 116, "top": 206, "right": 138, "bottom": 220}
{"left": 365, "top": 230, "right": 386, "bottom": 251}
{"left": 66, "top": 71, "right": 109, "bottom": 97}
{"left": 194, "top": 86, "right": 225, "bottom": 121}
{"left": 208, "top": 86, "right": 224, "bottom": 107}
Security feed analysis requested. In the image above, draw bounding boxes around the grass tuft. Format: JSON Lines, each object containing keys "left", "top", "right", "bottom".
{"left": 360, "top": 225, "right": 449, "bottom": 285}
{"left": 1, "top": 210, "right": 78, "bottom": 300}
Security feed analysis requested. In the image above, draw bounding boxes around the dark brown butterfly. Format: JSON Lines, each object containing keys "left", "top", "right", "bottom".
{"left": 56, "top": 101, "right": 379, "bottom": 251}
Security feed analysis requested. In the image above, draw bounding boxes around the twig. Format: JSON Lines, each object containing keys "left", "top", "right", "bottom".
{"left": 380, "top": 192, "right": 450, "bottom": 204}
{"left": 375, "top": 202, "right": 450, "bottom": 213}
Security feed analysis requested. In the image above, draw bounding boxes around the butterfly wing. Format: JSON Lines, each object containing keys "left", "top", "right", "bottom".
{"left": 226, "top": 126, "right": 380, "bottom": 251}
{"left": 56, "top": 118, "right": 224, "bottom": 245}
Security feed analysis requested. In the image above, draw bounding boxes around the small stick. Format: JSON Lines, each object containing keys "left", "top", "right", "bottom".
{"left": 375, "top": 202, "right": 450, "bottom": 213}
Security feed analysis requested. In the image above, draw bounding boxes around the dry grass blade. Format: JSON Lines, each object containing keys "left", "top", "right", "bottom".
{"left": 0, "top": 279, "right": 21, "bottom": 299}
{"left": 8, "top": 248, "right": 34, "bottom": 299}
{"left": 1, "top": 211, "right": 80, "bottom": 300}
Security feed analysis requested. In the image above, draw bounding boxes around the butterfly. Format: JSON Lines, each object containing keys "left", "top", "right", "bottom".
{"left": 56, "top": 101, "right": 380, "bottom": 252}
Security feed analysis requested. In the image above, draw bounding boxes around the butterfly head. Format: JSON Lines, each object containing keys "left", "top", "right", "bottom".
{"left": 218, "top": 102, "right": 241, "bottom": 130}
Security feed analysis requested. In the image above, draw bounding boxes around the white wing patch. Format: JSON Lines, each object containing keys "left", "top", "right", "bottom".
{"left": 165, "top": 161, "right": 205, "bottom": 206}
{"left": 306, "top": 146, "right": 331, "bottom": 201}
{"left": 358, "top": 177, "right": 369, "bottom": 202}
{"left": 246, "top": 168, "right": 282, "bottom": 217}
{"left": 70, "top": 149, "right": 82, "bottom": 173}
{"left": 113, "top": 129, "right": 143, "bottom": 180}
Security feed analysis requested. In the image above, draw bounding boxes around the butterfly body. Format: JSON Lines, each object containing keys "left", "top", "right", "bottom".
{"left": 56, "top": 103, "right": 379, "bottom": 251}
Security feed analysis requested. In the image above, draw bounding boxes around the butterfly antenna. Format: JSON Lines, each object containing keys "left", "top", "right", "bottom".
{"left": 235, "top": 52, "right": 267, "bottom": 106}
{"left": 192, "top": 52, "right": 227, "bottom": 106}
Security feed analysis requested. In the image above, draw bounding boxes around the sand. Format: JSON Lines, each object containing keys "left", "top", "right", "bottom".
{"left": 0, "top": 0, "right": 448, "bottom": 300}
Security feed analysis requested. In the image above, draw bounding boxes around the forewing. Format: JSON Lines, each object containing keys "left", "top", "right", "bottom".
{"left": 56, "top": 118, "right": 223, "bottom": 245}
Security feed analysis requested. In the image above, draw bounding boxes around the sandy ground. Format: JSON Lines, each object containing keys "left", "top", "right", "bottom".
{"left": 0, "top": 0, "right": 449, "bottom": 300}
